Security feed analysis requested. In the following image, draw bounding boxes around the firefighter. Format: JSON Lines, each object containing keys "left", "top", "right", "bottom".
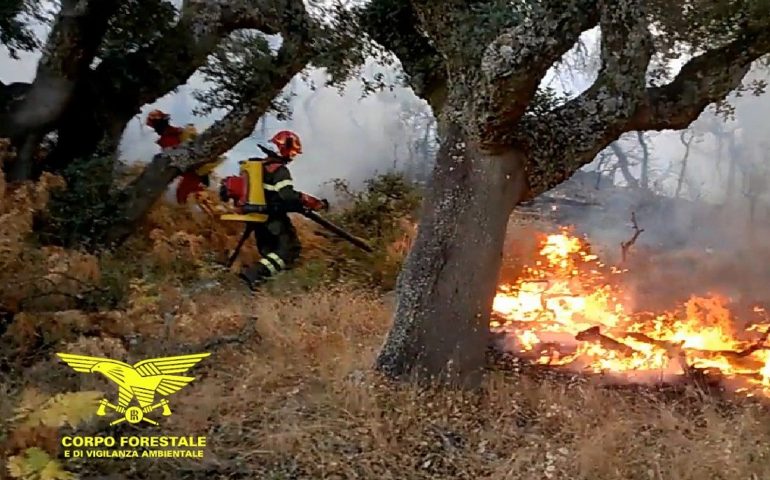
{"left": 237, "top": 130, "right": 328, "bottom": 290}
{"left": 145, "top": 109, "right": 222, "bottom": 204}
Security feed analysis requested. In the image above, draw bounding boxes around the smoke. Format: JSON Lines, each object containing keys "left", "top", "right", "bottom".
{"left": 116, "top": 61, "right": 432, "bottom": 199}
{"left": 520, "top": 35, "right": 770, "bottom": 314}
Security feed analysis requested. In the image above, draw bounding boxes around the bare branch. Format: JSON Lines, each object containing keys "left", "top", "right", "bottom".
{"left": 620, "top": 211, "right": 644, "bottom": 262}
{"left": 674, "top": 130, "right": 695, "bottom": 197}
{"left": 609, "top": 142, "right": 639, "bottom": 188}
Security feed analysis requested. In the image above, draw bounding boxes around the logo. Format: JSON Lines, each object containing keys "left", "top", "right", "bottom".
{"left": 56, "top": 353, "right": 210, "bottom": 426}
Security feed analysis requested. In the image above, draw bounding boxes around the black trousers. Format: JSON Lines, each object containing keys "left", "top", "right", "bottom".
{"left": 241, "top": 215, "right": 301, "bottom": 283}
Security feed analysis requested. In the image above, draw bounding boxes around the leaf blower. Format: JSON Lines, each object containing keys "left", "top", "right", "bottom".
{"left": 218, "top": 156, "right": 373, "bottom": 267}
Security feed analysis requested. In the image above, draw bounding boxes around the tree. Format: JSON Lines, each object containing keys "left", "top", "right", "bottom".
{"left": 0, "top": 0, "right": 362, "bottom": 246}
{"left": 674, "top": 130, "right": 696, "bottom": 198}
{"left": 608, "top": 141, "right": 640, "bottom": 189}
{"left": 360, "top": 0, "right": 770, "bottom": 386}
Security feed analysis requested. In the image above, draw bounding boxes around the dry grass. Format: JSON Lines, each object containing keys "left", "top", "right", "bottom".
{"left": 4, "top": 285, "right": 764, "bottom": 480}
{"left": 4, "top": 168, "right": 770, "bottom": 479}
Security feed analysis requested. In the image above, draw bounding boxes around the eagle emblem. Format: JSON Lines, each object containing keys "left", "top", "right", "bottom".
{"left": 56, "top": 352, "right": 210, "bottom": 425}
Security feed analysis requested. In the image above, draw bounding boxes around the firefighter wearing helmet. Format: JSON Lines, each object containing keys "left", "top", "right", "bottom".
{"left": 233, "top": 130, "right": 328, "bottom": 290}
{"left": 145, "top": 109, "right": 223, "bottom": 204}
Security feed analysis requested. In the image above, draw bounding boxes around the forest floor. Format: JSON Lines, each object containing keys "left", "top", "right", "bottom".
{"left": 3, "top": 170, "right": 770, "bottom": 479}
{"left": 7, "top": 283, "right": 770, "bottom": 480}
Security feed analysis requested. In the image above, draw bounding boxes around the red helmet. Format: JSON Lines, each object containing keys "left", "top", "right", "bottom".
{"left": 146, "top": 109, "right": 169, "bottom": 126}
{"left": 270, "top": 130, "right": 302, "bottom": 158}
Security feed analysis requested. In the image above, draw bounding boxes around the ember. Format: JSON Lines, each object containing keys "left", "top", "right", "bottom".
{"left": 492, "top": 230, "right": 770, "bottom": 396}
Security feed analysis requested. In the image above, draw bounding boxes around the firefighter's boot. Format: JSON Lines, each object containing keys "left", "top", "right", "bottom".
{"left": 238, "top": 267, "right": 267, "bottom": 292}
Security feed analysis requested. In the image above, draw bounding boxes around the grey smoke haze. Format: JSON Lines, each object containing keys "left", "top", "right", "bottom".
{"left": 0, "top": 9, "right": 434, "bottom": 198}
{"left": 2, "top": 7, "right": 770, "bottom": 231}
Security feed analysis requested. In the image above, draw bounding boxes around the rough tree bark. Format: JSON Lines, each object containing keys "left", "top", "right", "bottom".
{"left": 1, "top": 0, "right": 120, "bottom": 180}
{"left": 376, "top": 119, "right": 528, "bottom": 385}
{"left": 41, "top": 0, "right": 291, "bottom": 176}
{"left": 367, "top": 0, "right": 599, "bottom": 385}
{"left": 364, "top": 0, "right": 770, "bottom": 386}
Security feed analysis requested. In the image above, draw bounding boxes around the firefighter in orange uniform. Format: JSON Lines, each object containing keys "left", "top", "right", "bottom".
{"left": 145, "top": 109, "right": 222, "bottom": 204}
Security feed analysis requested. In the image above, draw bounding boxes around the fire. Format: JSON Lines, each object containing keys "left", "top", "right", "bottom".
{"left": 492, "top": 230, "right": 770, "bottom": 395}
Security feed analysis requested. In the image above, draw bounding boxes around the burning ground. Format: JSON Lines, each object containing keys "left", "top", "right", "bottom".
{"left": 492, "top": 229, "right": 770, "bottom": 398}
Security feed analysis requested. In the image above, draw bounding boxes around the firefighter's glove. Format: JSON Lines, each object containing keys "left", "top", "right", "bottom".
{"left": 301, "top": 193, "right": 327, "bottom": 212}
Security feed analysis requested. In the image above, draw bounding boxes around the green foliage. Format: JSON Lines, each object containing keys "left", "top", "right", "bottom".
{"left": 0, "top": 0, "right": 48, "bottom": 58}
{"left": 308, "top": 1, "right": 371, "bottom": 88}
{"left": 277, "top": 172, "right": 422, "bottom": 292}
{"left": 99, "top": 0, "right": 177, "bottom": 58}
{"left": 5, "top": 391, "right": 101, "bottom": 480}
{"left": 34, "top": 156, "right": 116, "bottom": 250}
{"left": 330, "top": 172, "right": 421, "bottom": 240}
{"left": 193, "top": 31, "right": 288, "bottom": 116}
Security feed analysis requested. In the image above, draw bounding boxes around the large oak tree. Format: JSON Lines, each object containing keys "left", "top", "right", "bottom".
{"left": 360, "top": 0, "right": 770, "bottom": 386}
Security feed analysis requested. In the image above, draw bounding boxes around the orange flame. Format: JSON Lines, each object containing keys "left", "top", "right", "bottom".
{"left": 492, "top": 229, "right": 770, "bottom": 395}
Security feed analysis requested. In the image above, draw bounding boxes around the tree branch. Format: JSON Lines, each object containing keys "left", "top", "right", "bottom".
{"left": 358, "top": 0, "right": 447, "bottom": 113}
{"left": 609, "top": 142, "right": 639, "bottom": 188}
{"left": 94, "top": 0, "right": 298, "bottom": 112}
{"left": 629, "top": 25, "right": 770, "bottom": 131}
{"left": 0, "top": 0, "right": 120, "bottom": 138}
{"left": 516, "top": 0, "right": 659, "bottom": 195}
{"left": 476, "top": 0, "right": 599, "bottom": 144}
{"left": 44, "top": 0, "right": 307, "bottom": 173}
{"left": 520, "top": 6, "right": 770, "bottom": 199}
{"left": 104, "top": 30, "right": 316, "bottom": 245}
{"left": 620, "top": 211, "right": 643, "bottom": 262}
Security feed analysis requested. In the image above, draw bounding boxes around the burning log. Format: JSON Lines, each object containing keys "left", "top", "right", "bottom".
{"left": 612, "top": 329, "right": 770, "bottom": 371}
{"left": 620, "top": 211, "right": 644, "bottom": 262}
{"left": 575, "top": 326, "right": 638, "bottom": 357}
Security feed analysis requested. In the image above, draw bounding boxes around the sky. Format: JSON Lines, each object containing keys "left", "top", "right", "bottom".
{"left": 2, "top": 6, "right": 770, "bottom": 203}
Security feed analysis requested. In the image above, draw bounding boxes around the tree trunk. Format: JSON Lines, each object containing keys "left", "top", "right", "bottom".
{"left": 636, "top": 131, "right": 649, "bottom": 190}
{"left": 375, "top": 121, "right": 528, "bottom": 387}
{"left": 7, "top": 133, "right": 42, "bottom": 181}
{"left": 609, "top": 142, "right": 639, "bottom": 188}
{"left": 675, "top": 131, "right": 693, "bottom": 198}
{"left": 726, "top": 134, "right": 740, "bottom": 202}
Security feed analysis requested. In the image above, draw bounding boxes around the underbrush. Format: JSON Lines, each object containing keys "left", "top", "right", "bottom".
{"left": 4, "top": 162, "right": 770, "bottom": 479}
{"left": 0, "top": 166, "right": 419, "bottom": 318}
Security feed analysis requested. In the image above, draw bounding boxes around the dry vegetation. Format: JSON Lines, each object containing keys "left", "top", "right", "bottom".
{"left": 3, "top": 158, "right": 770, "bottom": 479}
